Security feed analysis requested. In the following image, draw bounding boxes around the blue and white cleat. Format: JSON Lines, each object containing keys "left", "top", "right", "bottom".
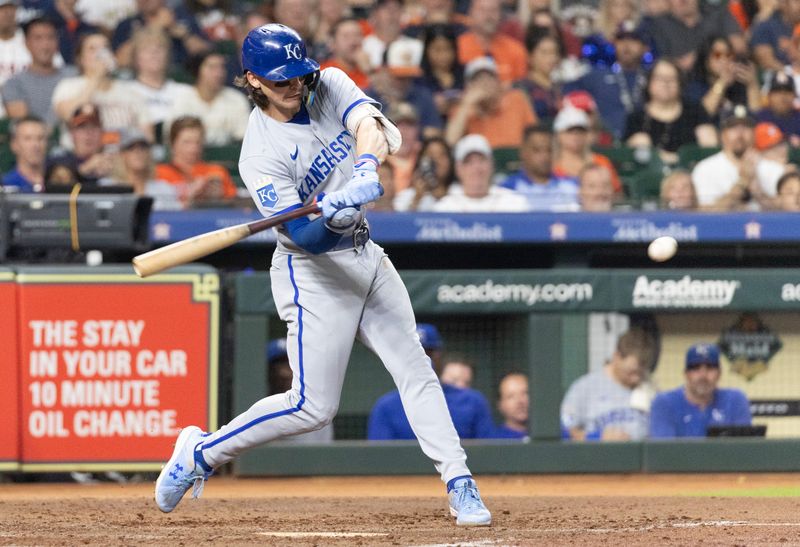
{"left": 447, "top": 476, "right": 492, "bottom": 526}
{"left": 155, "top": 426, "right": 210, "bottom": 513}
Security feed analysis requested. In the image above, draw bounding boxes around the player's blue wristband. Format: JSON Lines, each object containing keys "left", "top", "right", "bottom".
{"left": 354, "top": 154, "right": 379, "bottom": 169}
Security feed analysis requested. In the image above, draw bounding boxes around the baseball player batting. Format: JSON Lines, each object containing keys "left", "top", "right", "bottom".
{"left": 154, "top": 23, "right": 491, "bottom": 526}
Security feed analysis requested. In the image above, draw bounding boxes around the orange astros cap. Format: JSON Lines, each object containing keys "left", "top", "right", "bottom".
{"left": 754, "top": 122, "right": 785, "bottom": 151}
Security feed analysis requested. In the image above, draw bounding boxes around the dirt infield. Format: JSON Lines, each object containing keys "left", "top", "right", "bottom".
{"left": 0, "top": 474, "right": 798, "bottom": 546}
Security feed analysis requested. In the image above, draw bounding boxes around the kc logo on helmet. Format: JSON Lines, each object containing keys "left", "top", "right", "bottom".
{"left": 284, "top": 44, "right": 302, "bottom": 60}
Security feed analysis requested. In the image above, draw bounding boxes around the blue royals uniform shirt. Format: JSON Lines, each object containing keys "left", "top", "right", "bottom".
{"left": 498, "top": 171, "right": 579, "bottom": 212}
{"left": 368, "top": 384, "right": 495, "bottom": 440}
{"left": 1, "top": 168, "right": 38, "bottom": 193}
{"left": 649, "top": 387, "right": 752, "bottom": 438}
{"left": 492, "top": 424, "right": 527, "bottom": 439}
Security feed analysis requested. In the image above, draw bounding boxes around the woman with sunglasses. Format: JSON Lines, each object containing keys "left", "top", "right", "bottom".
{"left": 687, "top": 36, "right": 760, "bottom": 121}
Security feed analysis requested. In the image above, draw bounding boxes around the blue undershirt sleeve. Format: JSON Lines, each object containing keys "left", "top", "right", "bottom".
{"left": 284, "top": 215, "right": 342, "bottom": 254}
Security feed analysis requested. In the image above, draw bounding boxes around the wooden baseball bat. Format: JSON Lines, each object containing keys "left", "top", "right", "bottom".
{"left": 132, "top": 202, "right": 321, "bottom": 278}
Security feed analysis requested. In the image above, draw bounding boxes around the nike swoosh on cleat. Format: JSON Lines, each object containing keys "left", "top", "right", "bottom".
{"left": 290, "top": 146, "right": 299, "bottom": 160}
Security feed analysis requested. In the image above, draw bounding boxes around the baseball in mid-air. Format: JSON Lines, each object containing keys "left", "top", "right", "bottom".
{"left": 647, "top": 236, "right": 678, "bottom": 262}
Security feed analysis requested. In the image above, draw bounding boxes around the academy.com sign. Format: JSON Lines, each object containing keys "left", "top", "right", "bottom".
{"left": 632, "top": 275, "right": 740, "bottom": 308}
{"left": 438, "top": 280, "right": 593, "bottom": 306}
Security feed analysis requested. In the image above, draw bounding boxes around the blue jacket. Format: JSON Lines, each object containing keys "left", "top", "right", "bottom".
{"left": 368, "top": 384, "right": 495, "bottom": 440}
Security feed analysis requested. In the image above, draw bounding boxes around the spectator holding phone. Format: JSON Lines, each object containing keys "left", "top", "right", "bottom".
{"left": 394, "top": 136, "right": 455, "bottom": 211}
{"left": 52, "top": 32, "right": 152, "bottom": 146}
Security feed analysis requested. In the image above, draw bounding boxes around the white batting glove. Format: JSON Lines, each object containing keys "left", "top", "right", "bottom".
{"left": 347, "top": 153, "right": 383, "bottom": 201}
{"left": 320, "top": 154, "right": 384, "bottom": 219}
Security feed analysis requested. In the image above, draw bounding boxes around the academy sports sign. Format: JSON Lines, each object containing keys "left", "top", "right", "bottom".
{"left": 387, "top": 269, "right": 800, "bottom": 313}
{"left": 632, "top": 275, "right": 741, "bottom": 308}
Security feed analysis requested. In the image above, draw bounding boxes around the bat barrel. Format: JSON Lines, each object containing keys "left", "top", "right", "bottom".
{"left": 131, "top": 203, "right": 321, "bottom": 278}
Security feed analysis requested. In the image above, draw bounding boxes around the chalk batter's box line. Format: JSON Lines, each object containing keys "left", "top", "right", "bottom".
{"left": 21, "top": 462, "right": 164, "bottom": 472}
{"left": 15, "top": 272, "right": 219, "bottom": 433}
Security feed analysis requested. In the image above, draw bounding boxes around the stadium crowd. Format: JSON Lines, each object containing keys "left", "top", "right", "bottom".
{"left": 2, "top": 0, "right": 800, "bottom": 212}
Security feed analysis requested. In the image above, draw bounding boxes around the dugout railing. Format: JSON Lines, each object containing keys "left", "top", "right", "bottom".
{"left": 230, "top": 269, "right": 800, "bottom": 476}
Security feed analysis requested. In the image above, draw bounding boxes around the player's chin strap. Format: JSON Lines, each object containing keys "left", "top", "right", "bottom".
{"left": 303, "top": 70, "right": 320, "bottom": 107}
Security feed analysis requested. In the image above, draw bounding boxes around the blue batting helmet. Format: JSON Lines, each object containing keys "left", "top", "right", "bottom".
{"left": 241, "top": 24, "right": 319, "bottom": 81}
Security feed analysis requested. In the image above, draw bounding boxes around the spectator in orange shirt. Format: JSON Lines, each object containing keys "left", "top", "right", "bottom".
{"left": 155, "top": 116, "right": 237, "bottom": 208}
{"left": 319, "top": 17, "right": 371, "bottom": 89}
{"left": 457, "top": 0, "right": 528, "bottom": 83}
{"left": 552, "top": 107, "right": 622, "bottom": 193}
{"left": 403, "top": 0, "right": 471, "bottom": 39}
{"left": 445, "top": 56, "right": 537, "bottom": 149}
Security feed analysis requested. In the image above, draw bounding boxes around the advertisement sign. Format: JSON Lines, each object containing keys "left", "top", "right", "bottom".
{"left": 0, "top": 271, "right": 19, "bottom": 470}
{"left": 15, "top": 268, "right": 218, "bottom": 470}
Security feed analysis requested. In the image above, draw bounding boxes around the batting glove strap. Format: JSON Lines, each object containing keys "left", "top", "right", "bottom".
{"left": 320, "top": 190, "right": 348, "bottom": 219}
{"left": 354, "top": 153, "right": 379, "bottom": 171}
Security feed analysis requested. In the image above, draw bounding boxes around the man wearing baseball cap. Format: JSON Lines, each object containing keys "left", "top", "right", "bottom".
{"left": 433, "top": 134, "right": 529, "bottom": 212}
{"left": 46, "top": 103, "right": 115, "bottom": 188}
{"left": 563, "top": 20, "right": 650, "bottom": 140}
{"left": 649, "top": 343, "right": 752, "bottom": 438}
{"left": 691, "top": 105, "right": 781, "bottom": 210}
{"left": 444, "top": 56, "right": 537, "bottom": 149}
{"left": 756, "top": 71, "right": 800, "bottom": 145}
{"left": 365, "top": 38, "right": 443, "bottom": 136}
{"left": 368, "top": 324, "right": 495, "bottom": 440}
{"left": 754, "top": 122, "right": 792, "bottom": 191}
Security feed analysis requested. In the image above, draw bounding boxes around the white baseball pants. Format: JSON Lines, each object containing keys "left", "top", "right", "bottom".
{"left": 198, "top": 240, "right": 471, "bottom": 483}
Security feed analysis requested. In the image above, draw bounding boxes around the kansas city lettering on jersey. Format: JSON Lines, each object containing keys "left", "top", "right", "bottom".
{"left": 588, "top": 408, "right": 647, "bottom": 436}
{"left": 299, "top": 130, "right": 353, "bottom": 201}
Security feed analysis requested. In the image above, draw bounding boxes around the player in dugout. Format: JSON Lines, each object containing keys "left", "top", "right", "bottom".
{"left": 368, "top": 324, "right": 495, "bottom": 440}
{"left": 153, "top": 23, "right": 491, "bottom": 526}
{"left": 649, "top": 342, "right": 752, "bottom": 438}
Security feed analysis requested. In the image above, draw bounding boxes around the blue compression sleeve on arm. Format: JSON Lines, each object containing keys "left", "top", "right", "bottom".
{"left": 284, "top": 215, "right": 342, "bottom": 254}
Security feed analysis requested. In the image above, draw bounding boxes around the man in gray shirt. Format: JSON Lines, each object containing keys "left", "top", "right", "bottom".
{"left": 640, "top": 0, "right": 744, "bottom": 74}
{"left": 561, "top": 328, "right": 656, "bottom": 441}
{"left": 3, "top": 17, "right": 74, "bottom": 128}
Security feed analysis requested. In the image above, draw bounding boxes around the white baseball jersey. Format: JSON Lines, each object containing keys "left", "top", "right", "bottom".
{"left": 239, "top": 68, "right": 371, "bottom": 230}
{"left": 561, "top": 368, "right": 650, "bottom": 440}
{"left": 198, "top": 66, "right": 472, "bottom": 486}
